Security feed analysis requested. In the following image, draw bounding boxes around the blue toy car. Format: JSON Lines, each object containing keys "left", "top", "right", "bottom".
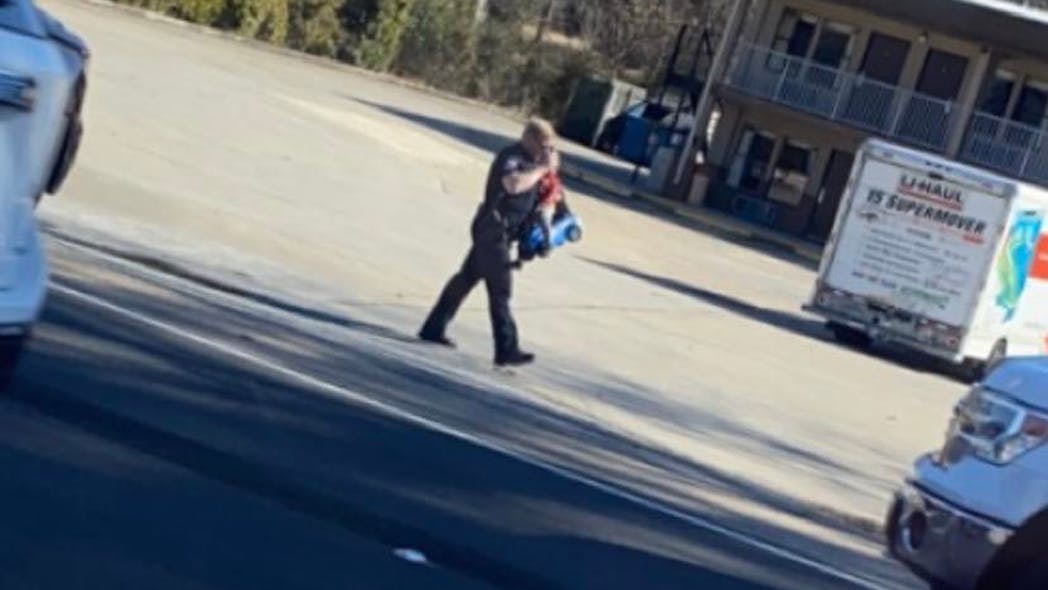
{"left": 517, "top": 207, "right": 583, "bottom": 264}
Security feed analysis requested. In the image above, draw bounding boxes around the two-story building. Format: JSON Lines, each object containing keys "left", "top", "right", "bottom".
{"left": 692, "top": 0, "right": 1048, "bottom": 244}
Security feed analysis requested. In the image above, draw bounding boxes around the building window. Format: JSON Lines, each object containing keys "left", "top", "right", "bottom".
{"left": 728, "top": 129, "right": 813, "bottom": 206}
{"left": 978, "top": 69, "right": 1018, "bottom": 118}
{"left": 811, "top": 22, "right": 856, "bottom": 69}
{"left": 772, "top": 9, "right": 817, "bottom": 58}
{"left": 728, "top": 128, "right": 776, "bottom": 193}
{"left": 771, "top": 9, "right": 854, "bottom": 67}
{"left": 769, "top": 141, "right": 813, "bottom": 207}
{"left": 1013, "top": 79, "right": 1048, "bottom": 128}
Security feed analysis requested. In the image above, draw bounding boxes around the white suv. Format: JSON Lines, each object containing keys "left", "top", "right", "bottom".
{"left": 0, "top": 0, "right": 88, "bottom": 385}
{"left": 887, "top": 358, "right": 1048, "bottom": 589}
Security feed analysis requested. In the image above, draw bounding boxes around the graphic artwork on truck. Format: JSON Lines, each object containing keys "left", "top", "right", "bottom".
{"left": 995, "top": 210, "right": 1044, "bottom": 322}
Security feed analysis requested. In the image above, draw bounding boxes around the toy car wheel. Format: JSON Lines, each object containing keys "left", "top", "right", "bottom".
{"left": 566, "top": 225, "right": 582, "bottom": 242}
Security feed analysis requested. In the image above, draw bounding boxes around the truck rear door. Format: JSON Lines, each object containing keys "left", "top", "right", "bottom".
{"left": 819, "top": 143, "right": 1012, "bottom": 351}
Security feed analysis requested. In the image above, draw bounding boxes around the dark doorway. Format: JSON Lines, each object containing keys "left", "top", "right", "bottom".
{"left": 860, "top": 33, "right": 910, "bottom": 84}
{"left": 844, "top": 33, "right": 911, "bottom": 130}
{"left": 898, "top": 49, "right": 969, "bottom": 149}
{"left": 785, "top": 17, "right": 816, "bottom": 57}
{"left": 807, "top": 150, "right": 855, "bottom": 242}
{"left": 916, "top": 49, "right": 969, "bottom": 100}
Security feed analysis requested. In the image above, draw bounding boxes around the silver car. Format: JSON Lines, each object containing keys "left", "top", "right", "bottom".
{"left": 0, "top": 0, "right": 88, "bottom": 385}
{"left": 887, "top": 357, "right": 1048, "bottom": 589}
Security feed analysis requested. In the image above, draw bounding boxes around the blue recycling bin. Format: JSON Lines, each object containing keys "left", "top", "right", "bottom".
{"left": 617, "top": 117, "right": 657, "bottom": 166}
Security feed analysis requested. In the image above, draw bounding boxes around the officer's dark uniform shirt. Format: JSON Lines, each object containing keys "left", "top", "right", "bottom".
{"left": 472, "top": 143, "right": 540, "bottom": 244}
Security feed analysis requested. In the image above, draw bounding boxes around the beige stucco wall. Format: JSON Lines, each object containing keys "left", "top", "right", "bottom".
{"left": 997, "top": 56, "right": 1048, "bottom": 85}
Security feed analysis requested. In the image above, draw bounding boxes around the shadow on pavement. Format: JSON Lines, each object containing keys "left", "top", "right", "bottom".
{"left": 6, "top": 294, "right": 797, "bottom": 590}
{"left": 581, "top": 255, "right": 969, "bottom": 383}
{"left": 580, "top": 257, "right": 826, "bottom": 341}
{"left": 43, "top": 226, "right": 420, "bottom": 347}
{"left": 4, "top": 261, "right": 919, "bottom": 590}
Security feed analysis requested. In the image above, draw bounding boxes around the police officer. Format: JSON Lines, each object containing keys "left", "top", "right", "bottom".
{"left": 418, "top": 119, "right": 559, "bottom": 367}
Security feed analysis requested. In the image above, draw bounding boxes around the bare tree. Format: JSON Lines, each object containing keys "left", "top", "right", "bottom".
{"left": 565, "top": 0, "right": 725, "bottom": 81}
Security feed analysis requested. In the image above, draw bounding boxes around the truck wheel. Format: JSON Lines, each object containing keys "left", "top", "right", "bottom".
{"left": 960, "top": 359, "right": 986, "bottom": 384}
{"left": 829, "top": 322, "right": 872, "bottom": 349}
{"left": 961, "top": 340, "right": 1008, "bottom": 383}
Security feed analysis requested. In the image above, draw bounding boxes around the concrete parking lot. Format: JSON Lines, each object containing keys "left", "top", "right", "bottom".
{"left": 30, "top": 0, "right": 975, "bottom": 586}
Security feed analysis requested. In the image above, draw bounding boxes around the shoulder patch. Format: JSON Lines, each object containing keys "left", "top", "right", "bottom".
{"left": 503, "top": 155, "right": 526, "bottom": 173}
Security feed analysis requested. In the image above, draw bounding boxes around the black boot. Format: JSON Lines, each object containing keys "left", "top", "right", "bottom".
{"left": 495, "top": 349, "right": 535, "bottom": 367}
{"left": 419, "top": 330, "right": 457, "bottom": 349}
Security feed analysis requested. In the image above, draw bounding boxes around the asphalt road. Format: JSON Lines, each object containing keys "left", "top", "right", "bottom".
{"left": 0, "top": 242, "right": 894, "bottom": 590}
{"left": 37, "top": 0, "right": 962, "bottom": 551}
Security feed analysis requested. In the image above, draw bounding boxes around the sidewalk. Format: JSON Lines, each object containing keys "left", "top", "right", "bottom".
{"left": 557, "top": 157, "right": 824, "bottom": 265}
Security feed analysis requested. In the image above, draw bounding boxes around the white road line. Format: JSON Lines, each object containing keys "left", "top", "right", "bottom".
{"left": 50, "top": 282, "right": 893, "bottom": 590}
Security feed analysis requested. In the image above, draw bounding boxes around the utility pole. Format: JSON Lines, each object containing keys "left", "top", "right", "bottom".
{"left": 672, "top": 0, "right": 751, "bottom": 187}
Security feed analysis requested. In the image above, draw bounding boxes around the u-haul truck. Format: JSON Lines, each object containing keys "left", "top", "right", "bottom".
{"left": 804, "top": 139, "right": 1048, "bottom": 377}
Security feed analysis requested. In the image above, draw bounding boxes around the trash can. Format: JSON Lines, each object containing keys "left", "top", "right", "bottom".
{"left": 618, "top": 117, "right": 657, "bottom": 166}
{"left": 646, "top": 129, "right": 681, "bottom": 193}
{"left": 688, "top": 163, "right": 713, "bottom": 205}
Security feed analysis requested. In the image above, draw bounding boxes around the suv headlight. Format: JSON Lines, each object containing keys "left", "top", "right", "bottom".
{"left": 946, "top": 387, "right": 1048, "bottom": 465}
{"left": 994, "top": 412, "right": 1048, "bottom": 464}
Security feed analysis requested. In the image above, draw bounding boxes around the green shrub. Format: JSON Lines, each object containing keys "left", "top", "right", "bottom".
{"left": 170, "top": 0, "right": 226, "bottom": 25}
{"left": 353, "top": 0, "right": 416, "bottom": 71}
{"left": 287, "top": 0, "right": 344, "bottom": 56}
{"left": 393, "top": 0, "right": 472, "bottom": 89}
{"left": 216, "top": 0, "right": 289, "bottom": 43}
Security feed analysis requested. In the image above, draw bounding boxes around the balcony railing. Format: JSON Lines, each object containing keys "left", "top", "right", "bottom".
{"left": 725, "top": 44, "right": 960, "bottom": 152}
{"left": 961, "top": 112, "right": 1048, "bottom": 185}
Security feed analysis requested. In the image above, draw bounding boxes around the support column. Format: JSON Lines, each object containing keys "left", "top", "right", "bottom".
{"left": 947, "top": 48, "right": 993, "bottom": 158}
{"left": 665, "top": 0, "right": 754, "bottom": 198}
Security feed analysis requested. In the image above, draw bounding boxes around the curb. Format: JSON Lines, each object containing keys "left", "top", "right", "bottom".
{"left": 559, "top": 162, "right": 824, "bottom": 264}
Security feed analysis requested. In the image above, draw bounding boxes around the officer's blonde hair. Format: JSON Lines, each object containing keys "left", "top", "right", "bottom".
{"left": 523, "top": 118, "right": 556, "bottom": 143}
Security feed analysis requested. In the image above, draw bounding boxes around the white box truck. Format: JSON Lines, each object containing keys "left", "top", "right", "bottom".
{"left": 804, "top": 139, "right": 1048, "bottom": 376}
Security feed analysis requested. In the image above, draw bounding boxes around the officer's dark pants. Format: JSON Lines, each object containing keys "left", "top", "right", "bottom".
{"left": 421, "top": 238, "right": 519, "bottom": 359}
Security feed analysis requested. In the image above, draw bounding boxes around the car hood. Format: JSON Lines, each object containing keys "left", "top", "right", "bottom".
{"left": 35, "top": 6, "right": 89, "bottom": 59}
{"left": 985, "top": 357, "right": 1048, "bottom": 410}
